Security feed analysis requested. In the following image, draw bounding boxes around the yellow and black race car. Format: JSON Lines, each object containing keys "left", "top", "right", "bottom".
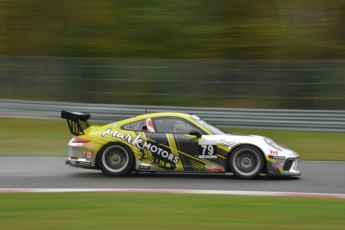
{"left": 62, "top": 111, "right": 300, "bottom": 179}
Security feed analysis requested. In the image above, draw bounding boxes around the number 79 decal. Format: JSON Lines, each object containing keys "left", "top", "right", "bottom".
{"left": 199, "top": 145, "right": 217, "bottom": 159}
{"left": 198, "top": 139, "right": 218, "bottom": 159}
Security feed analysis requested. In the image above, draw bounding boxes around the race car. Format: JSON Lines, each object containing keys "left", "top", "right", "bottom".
{"left": 62, "top": 111, "right": 300, "bottom": 179}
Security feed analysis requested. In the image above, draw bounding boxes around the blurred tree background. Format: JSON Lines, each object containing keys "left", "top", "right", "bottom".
{"left": 0, "top": 0, "right": 344, "bottom": 109}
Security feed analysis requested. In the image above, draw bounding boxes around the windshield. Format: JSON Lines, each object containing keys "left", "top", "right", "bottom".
{"left": 190, "top": 115, "right": 225, "bottom": 135}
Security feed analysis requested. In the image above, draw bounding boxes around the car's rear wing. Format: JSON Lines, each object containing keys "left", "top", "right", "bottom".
{"left": 61, "top": 110, "right": 90, "bottom": 136}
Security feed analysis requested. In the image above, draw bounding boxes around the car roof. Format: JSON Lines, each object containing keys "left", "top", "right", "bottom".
{"left": 114, "top": 112, "right": 211, "bottom": 134}
{"left": 117, "top": 112, "right": 192, "bottom": 125}
{"left": 134, "top": 112, "right": 191, "bottom": 120}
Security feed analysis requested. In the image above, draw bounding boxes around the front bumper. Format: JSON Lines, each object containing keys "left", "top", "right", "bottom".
{"left": 265, "top": 145, "right": 301, "bottom": 176}
{"left": 281, "top": 157, "right": 300, "bottom": 176}
{"left": 267, "top": 157, "right": 301, "bottom": 176}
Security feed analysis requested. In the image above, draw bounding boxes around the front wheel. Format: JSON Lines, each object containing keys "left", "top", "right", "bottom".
{"left": 229, "top": 145, "right": 264, "bottom": 179}
{"left": 97, "top": 143, "right": 134, "bottom": 176}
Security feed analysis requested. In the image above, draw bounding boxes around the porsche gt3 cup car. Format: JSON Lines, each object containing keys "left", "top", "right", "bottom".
{"left": 62, "top": 111, "right": 300, "bottom": 179}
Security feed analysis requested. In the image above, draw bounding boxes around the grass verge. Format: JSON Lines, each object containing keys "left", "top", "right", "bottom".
{"left": 0, "top": 118, "right": 344, "bottom": 160}
{"left": 0, "top": 193, "right": 344, "bottom": 230}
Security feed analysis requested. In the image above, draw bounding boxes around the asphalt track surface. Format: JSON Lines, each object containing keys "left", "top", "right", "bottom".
{"left": 0, "top": 157, "right": 344, "bottom": 194}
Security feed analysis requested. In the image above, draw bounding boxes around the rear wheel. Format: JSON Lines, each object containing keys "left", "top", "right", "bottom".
{"left": 97, "top": 143, "right": 134, "bottom": 176}
{"left": 229, "top": 145, "right": 264, "bottom": 179}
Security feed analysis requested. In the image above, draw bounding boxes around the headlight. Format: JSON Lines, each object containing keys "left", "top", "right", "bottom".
{"left": 264, "top": 138, "right": 282, "bottom": 151}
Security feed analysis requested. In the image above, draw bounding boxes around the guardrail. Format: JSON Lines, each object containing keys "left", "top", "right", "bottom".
{"left": 1, "top": 99, "right": 345, "bottom": 132}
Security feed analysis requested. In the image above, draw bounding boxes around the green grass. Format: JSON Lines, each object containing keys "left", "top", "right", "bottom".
{"left": 0, "top": 118, "right": 344, "bottom": 160}
{"left": 0, "top": 118, "right": 68, "bottom": 156}
{"left": 0, "top": 193, "right": 344, "bottom": 230}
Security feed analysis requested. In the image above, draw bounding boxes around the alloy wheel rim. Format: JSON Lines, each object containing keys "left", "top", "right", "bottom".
{"left": 102, "top": 146, "right": 129, "bottom": 173}
{"left": 232, "top": 149, "right": 260, "bottom": 176}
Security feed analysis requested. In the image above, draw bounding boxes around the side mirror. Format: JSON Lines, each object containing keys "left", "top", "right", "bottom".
{"left": 189, "top": 129, "right": 202, "bottom": 138}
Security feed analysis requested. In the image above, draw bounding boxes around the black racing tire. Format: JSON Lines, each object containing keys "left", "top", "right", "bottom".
{"left": 97, "top": 143, "right": 134, "bottom": 177}
{"left": 229, "top": 145, "right": 264, "bottom": 179}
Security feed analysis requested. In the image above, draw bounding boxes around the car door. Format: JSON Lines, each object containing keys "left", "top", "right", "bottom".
{"left": 149, "top": 117, "right": 211, "bottom": 171}
{"left": 120, "top": 118, "right": 179, "bottom": 171}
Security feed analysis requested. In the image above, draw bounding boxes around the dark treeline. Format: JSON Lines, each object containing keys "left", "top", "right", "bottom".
{"left": 1, "top": 0, "right": 344, "bottom": 109}
{"left": 1, "top": 0, "right": 345, "bottom": 59}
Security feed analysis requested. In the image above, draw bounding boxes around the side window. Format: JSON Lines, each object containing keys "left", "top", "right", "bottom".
{"left": 154, "top": 118, "right": 199, "bottom": 134}
{"left": 122, "top": 120, "right": 145, "bottom": 131}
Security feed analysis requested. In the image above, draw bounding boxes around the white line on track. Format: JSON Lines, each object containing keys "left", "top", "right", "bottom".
{"left": 0, "top": 188, "right": 345, "bottom": 199}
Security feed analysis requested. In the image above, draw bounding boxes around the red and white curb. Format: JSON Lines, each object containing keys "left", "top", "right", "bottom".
{"left": 0, "top": 188, "right": 345, "bottom": 198}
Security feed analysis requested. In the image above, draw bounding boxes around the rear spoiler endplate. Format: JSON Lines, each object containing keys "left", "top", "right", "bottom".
{"left": 61, "top": 110, "right": 90, "bottom": 136}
